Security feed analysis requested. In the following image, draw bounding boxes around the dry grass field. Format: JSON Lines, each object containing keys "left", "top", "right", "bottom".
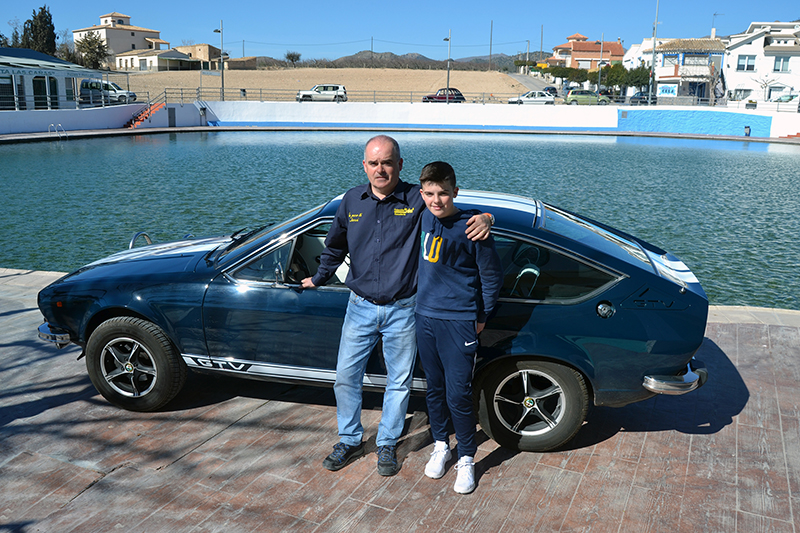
{"left": 119, "top": 68, "right": 530, "bottom": 101}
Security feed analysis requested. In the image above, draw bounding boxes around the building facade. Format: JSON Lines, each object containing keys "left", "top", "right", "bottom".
{"left": 725, "top": 22, "right": 800, "bottom": 101}
{"left": 73, "top": 12, "right": 168, "bottom": 69}
{"left": 653, "top": 37, "right": 726, "bottom": 102}
{"left": 548, "top": 33, "right": 625, "bottom": 69}
{"left": 0, "top": 47, "right": 96, "bottom": 110}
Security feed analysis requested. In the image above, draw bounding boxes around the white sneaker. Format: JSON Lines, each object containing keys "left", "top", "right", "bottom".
{"left": 453, "top": 456, "right": 475, "bottom": 494}
{"left": 424, "top": 441, "right": 451, "bottom": 479}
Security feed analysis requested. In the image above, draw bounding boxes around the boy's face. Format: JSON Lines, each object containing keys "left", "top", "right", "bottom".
{"left": 420, "top": 181, "right": 459, "bottom": 218}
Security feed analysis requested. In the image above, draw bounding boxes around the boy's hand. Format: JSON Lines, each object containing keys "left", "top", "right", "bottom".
{"left": 465, "top": 213, "right": 493, "bottom": 241}
{"left": 476, "top": 322, "right": 486, "bottom": 334}
{"left": 301, "top": 277, "right": 316, "bottom": 289}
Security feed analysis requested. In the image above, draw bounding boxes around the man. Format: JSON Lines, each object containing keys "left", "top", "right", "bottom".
{"left": 301, "top": 135, "right": 492, "bottom": 476}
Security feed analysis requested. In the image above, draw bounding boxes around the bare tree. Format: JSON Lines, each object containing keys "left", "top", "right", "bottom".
{"left": 285, "top": 51, "right": 301, "bottom": 67}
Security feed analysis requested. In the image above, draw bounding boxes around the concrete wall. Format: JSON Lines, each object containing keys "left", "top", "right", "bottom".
{"left": 0, "top": 104, "right": 146, "bottom": 134}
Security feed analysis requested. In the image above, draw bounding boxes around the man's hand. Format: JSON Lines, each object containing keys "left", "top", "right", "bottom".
{"left": 465, "top": 213, "right": 493, "bottom": 241}
{"left": 476, "top": 322, "right": 486, "bottom": 334}
{"left": 301, "top": 277, "right": 317, "bottom": 289}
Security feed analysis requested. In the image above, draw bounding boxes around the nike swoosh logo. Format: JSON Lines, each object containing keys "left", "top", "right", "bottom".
{"left": 465, "top": 340, "right": 477, "bottom": 347}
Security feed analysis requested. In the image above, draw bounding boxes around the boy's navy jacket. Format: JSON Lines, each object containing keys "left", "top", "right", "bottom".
{"left": 416, "top": 208, "right": 503, "bottom": 323}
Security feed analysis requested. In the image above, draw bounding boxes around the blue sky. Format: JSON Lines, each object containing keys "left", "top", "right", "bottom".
{"left": 5, "top": 2, "right": 798, "bottom": 61}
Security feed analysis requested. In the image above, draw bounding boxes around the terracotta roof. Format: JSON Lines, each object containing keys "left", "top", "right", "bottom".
{"left": 100, "top": 12, "right": 131, "bottom": 18}
{"left": 656, "top": 38, "right": 726, "bottom": 52}
{"left": 567, "top": 33, "right": 588, "bottom": 41}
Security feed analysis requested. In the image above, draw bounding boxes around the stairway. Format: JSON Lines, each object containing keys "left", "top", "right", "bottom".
{"left": 125, "top": 102, "right": 166, "bottom": 129}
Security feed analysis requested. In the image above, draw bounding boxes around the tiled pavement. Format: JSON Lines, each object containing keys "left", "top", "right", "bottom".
{"left": 1, "top": 268, "right": 799, "bottom": 533}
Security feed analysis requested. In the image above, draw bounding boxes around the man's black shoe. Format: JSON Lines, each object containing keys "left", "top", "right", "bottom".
{"left": 323, "top": 442, "right": 365, "bottom": 471}
{"left": 376, "top": 445, "right": 400, "bottom": 476}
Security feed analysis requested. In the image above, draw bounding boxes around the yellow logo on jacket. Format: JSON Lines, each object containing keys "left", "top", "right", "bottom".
{"left": 349, "top": 212, "right": 362, "bottom": 223}
{"left": 394, "top": 207, "right": 415, "bottom": 216}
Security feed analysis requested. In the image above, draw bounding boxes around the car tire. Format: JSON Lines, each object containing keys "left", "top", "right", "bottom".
{"left": 85, "top": 316, "right": 187, "bottom": 412}
{"left": 599, "top": 100, "right": 609, "bottom": 106}
{"left": 569, "top": 100, "right": 578, "bottom": 105}
{"left": 334, "top": 96, "right": 343, "bottom": 103}
{"left": 477, "top": 360, "right": 588, "bottom": 452}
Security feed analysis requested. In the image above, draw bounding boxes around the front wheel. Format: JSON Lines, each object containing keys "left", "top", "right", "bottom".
{"left": 569, "top": 100, "right": 578, "bottom": 105}
{"left": 477, "top": 360, "right": 588, "bottom": 451}
{"left": 85, "top": 316, "right": 187, "bottom": 412}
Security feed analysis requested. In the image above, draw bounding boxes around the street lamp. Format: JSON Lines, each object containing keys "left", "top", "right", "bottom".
{"left": 444, "top": 30, "right": 451, "bottom": 104}
{"left": 648, "top": 0, "right": 661, "bottom": 105}
{"left": 213, "top": 20, "right": 224, "bottom": 101}
{"left": 596, "top": 33, "right": 604, "bottom": 94}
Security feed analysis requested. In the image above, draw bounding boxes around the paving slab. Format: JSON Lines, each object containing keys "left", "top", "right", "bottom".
{"left": 1, "top": 268, "right": 799, "bottom": 532}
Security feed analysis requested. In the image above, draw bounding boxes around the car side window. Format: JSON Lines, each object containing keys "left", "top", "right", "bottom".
{"left": 235, "top": 242, "right": 293, "bottom": 283}
{"left": 233, "top": 222, "right": 350, "bottom": 286}
{"left": 494, "top": 235, "right": 617, "bottom": 303}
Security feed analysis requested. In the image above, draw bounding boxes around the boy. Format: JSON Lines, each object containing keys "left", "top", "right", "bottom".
{"left": 415, "top": 161, "right": 503, "bottom": 494}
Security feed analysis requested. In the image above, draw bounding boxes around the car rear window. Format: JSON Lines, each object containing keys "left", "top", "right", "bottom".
{"left": 542, "top": 205, "right": 650, "bottom": 268}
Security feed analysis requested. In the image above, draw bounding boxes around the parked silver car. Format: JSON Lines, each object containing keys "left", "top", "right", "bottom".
{"left": 508, "top": 90, "right": 555, "bottom": 105}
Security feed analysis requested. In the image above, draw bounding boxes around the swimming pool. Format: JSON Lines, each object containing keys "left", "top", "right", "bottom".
{"left": 2, "top": 131, "right": 798, "bottom": 310}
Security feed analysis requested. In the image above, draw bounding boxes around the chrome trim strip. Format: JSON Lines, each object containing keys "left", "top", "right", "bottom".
{"left": 182, "top": 355, "right": 427, "bottom": 391}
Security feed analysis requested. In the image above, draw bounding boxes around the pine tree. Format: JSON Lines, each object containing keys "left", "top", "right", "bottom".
{"left": 21, "top": 6, "right": 57, "bottom": 55}
{"left": 74, "top": 31, "right": 109, "bottom": 69}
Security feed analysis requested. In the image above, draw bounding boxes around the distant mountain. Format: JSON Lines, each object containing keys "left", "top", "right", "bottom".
{"left": 253, "top": 50, "right": 530, "bottom": 71}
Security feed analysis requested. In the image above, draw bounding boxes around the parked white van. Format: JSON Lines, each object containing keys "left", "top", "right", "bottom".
{"left": 79, "top": 79, "right": 137, "bottom": 105}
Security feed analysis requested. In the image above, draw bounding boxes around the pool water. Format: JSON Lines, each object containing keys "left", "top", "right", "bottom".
{"left": 2, "top": 131, "right": 798, "bottom": 310}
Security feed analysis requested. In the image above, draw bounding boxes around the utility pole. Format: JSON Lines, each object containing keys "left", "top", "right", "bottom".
{"left": 526, "top": 40, "right": 530, "bottom": 75}
{"left": 444, "top": 30, "right": 451, "bottom": 103}
{"left": 489, "top": 21, "right": 493, "bottom": 71}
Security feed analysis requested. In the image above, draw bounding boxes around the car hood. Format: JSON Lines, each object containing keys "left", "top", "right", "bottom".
{"left": 50, "top": 236, "right": 231, "bottom": 285}
{"left": 84, "top": 236, "right": 229, "bottom": 267}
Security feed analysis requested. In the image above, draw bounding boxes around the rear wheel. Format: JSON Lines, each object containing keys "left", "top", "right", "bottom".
{"left": 477, "top": 360, "right": 588, "bottom": 451}
{"left": 86, "top": 317, "right": 186, "bottom": 412}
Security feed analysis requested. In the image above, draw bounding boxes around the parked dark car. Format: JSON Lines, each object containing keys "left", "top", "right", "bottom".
{"left": 422, "top": 88, "right": 466, "bottom": 103}
{"left": 630, "top": 91, "right": 657, "bottom": 105}
{"left": 37, "top": 191, "right": 708, "bottom": 452}
{"left": 543, "top": 86, "right": 558, "bottom": 97}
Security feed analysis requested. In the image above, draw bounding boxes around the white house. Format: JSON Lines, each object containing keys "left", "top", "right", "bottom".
{"left": 73, "top": 12, "right": 169, "bottom": 69}
{"left": 116, "top": 49, "right": 198, "bottom": 71}
{"left": 725, "top": 22, "right": 800, "bottom": 101}
{"left": 653, "top": 37, "right": 726, "bottom": 102}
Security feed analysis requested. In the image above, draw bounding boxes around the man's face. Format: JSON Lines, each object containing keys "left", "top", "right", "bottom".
{"left": 420, "top": 181, "right": 459, "bottom": 218}
{"left": 363, "top": 139, "right": 402, "bottom": 196}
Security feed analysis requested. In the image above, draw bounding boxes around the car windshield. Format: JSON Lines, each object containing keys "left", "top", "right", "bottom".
{"left": 216, "top": 204, "right": 324, "bottom": 263}
{"left": 542, "top": 204, "right": 650, "bottom": 268}
{"left": 111, "top": 82, "right": 122, "bottom": 90}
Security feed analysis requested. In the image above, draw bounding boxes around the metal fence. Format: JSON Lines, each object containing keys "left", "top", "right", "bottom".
{"left": 158, "top": 87, "right": 799, "bottom": 112}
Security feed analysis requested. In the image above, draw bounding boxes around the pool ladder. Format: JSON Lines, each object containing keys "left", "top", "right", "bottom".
{"left": 48, "top": 124, "right": 67, "bottom": 140}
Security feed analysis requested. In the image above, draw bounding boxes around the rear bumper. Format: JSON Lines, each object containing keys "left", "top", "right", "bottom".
{"left": 643, "top": 358, "right": 708, "bottom": 395}
{"left": 38, "top": 322, "right": 71, "bottom": 349}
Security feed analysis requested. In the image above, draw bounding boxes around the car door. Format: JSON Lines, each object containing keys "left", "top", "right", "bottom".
{"left": 202, "top": 221, "right": 352, "bottom": 382}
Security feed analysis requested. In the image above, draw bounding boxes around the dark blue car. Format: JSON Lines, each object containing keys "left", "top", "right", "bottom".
{"left": 37, "top": 191, "right": 708, "bottom": 452}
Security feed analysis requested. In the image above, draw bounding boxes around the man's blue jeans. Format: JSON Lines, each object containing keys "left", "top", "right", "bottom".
{"left": 334, "top": 292, "right": 417, "bottom": 447}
